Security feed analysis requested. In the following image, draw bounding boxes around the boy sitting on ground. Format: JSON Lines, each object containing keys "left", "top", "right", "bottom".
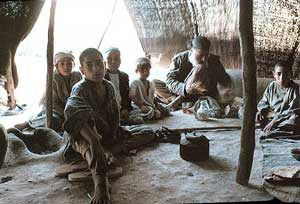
{"left": 14, "top": 51, "right": 82, "bottom": 132}
{"left": 63, "top": 48, "right": 116, "bottom": 204}
{"left": 62, "top": 49, "right": 157, "bottom": 203}
{"left": 256, "top": 61, "right": 300, "bottom": 134}
{"left": 103, "top": 47, "right": 132, "bottom": 124}
{"left": 129, "top": 57, "right": 169, "bottom": 122}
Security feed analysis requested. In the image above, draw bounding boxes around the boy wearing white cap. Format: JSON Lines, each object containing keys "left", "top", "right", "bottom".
{"left": 14, "top": 51, "right": 82, "bottom": 132}
{"left": 49, "top": 52, "right": 82, "bottom": 129}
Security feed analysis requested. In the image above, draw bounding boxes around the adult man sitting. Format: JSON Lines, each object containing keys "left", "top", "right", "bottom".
{"left": 154, "top": 36, "right": 232, "bottom": 117}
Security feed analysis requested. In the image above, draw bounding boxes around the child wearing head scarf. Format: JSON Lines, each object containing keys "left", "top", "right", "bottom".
{"left": 14, "top": 51, "right": 82, "bottom": 132}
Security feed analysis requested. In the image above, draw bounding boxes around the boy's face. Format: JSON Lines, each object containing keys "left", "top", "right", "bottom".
{"left": 56, "top": 58, "right": 74, "bottom": 76}
{"left": 80, "top": 53, "right": 105, "bottom": 82}
{"left": 273, "top": 65, "right": 291, "bottom": 88}
{"left": 105, "top": 50, "right": 121, "bottom": 73}
{"left": 136, "top": 64, "right": 150, "bottom": 80}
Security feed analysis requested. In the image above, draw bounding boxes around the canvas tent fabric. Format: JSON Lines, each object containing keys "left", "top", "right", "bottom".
{"left": 0, "top": 0, "right": 299, "bottom": 81}
{"left": 0, "top": 0, "right": 45, "bottom": 85}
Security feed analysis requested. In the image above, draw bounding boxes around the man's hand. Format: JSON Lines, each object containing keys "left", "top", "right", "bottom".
{"left": 219, "top": 88, "right": 234, "bottom": 104}
{"left": 185, "top": 63, "right": 209, "bottom": 96}
{"left": 185, "top": 82, "right": 208, "bottom": 95}
{"left": 185, "top": 83, "right": 194, "bottom": 95}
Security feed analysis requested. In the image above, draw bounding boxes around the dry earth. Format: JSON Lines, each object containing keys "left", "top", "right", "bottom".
{"left": 0, "top": 112, "right": 274, "bottom": 204}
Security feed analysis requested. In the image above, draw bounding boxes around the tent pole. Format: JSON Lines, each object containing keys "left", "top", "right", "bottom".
{"left": 46, "top": 0, "right": 57, "bottom": 128}
{"left": 6, "top": 51, "right": 16, "bottom": 109}
{"left": 236, "top": 0, "right": 257, "bottom": 185}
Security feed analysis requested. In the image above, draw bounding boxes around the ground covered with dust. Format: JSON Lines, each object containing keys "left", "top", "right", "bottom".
{"left": 0, "top": 127, "right": 274, "bottom": 204}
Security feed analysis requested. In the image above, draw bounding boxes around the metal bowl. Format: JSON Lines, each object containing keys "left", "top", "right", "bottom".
{"left": 291, "top": 148, "right": 300, "bottom": 161}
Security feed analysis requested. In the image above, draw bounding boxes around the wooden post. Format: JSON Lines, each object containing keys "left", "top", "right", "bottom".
{"left": 46, "top": 0, "right": 57, "bottom": 128}
{"left": 0, "top": 124, "right": 7, "bottom": 169}
{"left": 236, "top": 0, "right": 257, "bottom": 185}
{"left": 5, "top": 51, "right": 16, "bottom": 109}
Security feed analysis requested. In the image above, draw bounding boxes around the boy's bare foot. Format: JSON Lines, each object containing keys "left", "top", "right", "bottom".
{"left": 91, "top": 175, "right": 110, "bottom": 204}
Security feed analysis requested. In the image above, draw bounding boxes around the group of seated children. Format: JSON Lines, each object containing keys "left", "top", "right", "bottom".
{"left": 102, "top": 47, "right": 169, "bottom": 125}
{"left": 11, "top": 45, "right": 300, "bottom": 203}
{"left": 12, "top": 47, "right": 169, "bottom": 203}
{"left": 14, "top": 47, "right": 168, "bottom": 133}
{"left": 63, "top": 48, "right": 161, "bottom": 204}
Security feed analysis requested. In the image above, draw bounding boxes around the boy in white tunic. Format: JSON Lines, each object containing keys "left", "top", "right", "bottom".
{"left": 256, "top": 61, "right": 300, "bottom": 133}
{"left": 103, "top": 47, "right": 132, "bottom": 122}
{"left": 129, "top": 57, "right": 169, "bottom": 122}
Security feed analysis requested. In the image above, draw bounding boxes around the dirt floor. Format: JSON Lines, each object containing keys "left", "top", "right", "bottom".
{"left": 0, "top": 111, "right": 274, "bottom": 204}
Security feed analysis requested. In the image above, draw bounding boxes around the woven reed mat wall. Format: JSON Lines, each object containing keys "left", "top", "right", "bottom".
{"left": 124, "top": 0, "right": 299, "bottom": 78}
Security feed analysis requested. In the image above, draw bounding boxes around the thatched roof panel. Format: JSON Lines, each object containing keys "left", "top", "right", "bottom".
{"left": 254, "top": 0, "right": 300, "bottom": 77}
{"left": 124, "top": 0, "right": 299, "bottom": 78}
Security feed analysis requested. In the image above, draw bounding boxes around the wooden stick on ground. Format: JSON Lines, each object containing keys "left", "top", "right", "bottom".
{"left": 170, "top": 125, "right": 242, "bottom": 133}
{"left": 46, "top": 0, "right": 57, "bottom": 128}
{"left": 236, "top": 0, "right": 257, "bottom": 185}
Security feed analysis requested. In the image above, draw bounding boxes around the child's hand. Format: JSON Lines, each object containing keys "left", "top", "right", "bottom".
{"left": 154, "top": 109, "right": 161, "bottom": 119}
{"left": 255, "top": 111, "right": 264, "bottom": 122}
{"left": 263, "top": 119, "right": 276, "bottom": 132}
{"left": 141, "top": 105, "right": 150, "bottom": 113}
{"left": 120, "top": 109, "right": 129, "bottom": 119}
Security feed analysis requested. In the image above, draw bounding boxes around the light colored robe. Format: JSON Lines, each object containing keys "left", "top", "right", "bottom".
{"left": 129, "top": 79, "right": 158, "bottom": 121}
{"left": 28, "top": 71, "right": 82, "bottom": 130}
{"left": 257, "top": 80, "right": 300, "bottom": 129}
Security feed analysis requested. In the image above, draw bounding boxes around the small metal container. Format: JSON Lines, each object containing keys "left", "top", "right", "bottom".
{"left": 180, "top": 132, "right": 209, "bottom": 162}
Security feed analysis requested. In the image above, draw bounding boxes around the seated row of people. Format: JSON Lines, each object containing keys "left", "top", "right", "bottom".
{"left": 154, "top": 36, "right": 300, "bottom": 134}
{"left": 12, "top": 47, "right": 170, "bottom": 203}
{"left": 11, "top": 36, "right": 300, "bottom": 204}
{"left": 103, "top": 47, "right": 169, "bottom": 125}
{"left": 58, "top": 47, "right": 300, "bottom": 203}
{"left": 63, "top": 48, "right": 167, "bottom": 204}
{"left": 15, "top": 47, "right": 169, "bottom": 133}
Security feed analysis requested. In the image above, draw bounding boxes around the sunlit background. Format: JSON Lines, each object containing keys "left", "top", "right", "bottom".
{"left": 15, "top": 0, "right": 167, "bottom": 109}
{"left": 0, "top": 0, "right": 168, "bottom": 127}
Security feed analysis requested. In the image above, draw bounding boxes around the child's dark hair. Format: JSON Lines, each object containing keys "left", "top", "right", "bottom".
{"left": 79, "top": 48, "right": 103, "bottom": 66}
{"left": 274, "top": 61, "right": 291, "bottom": 71}
{"left": 135, "top": 57, "right": 151, "bottom": 71}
